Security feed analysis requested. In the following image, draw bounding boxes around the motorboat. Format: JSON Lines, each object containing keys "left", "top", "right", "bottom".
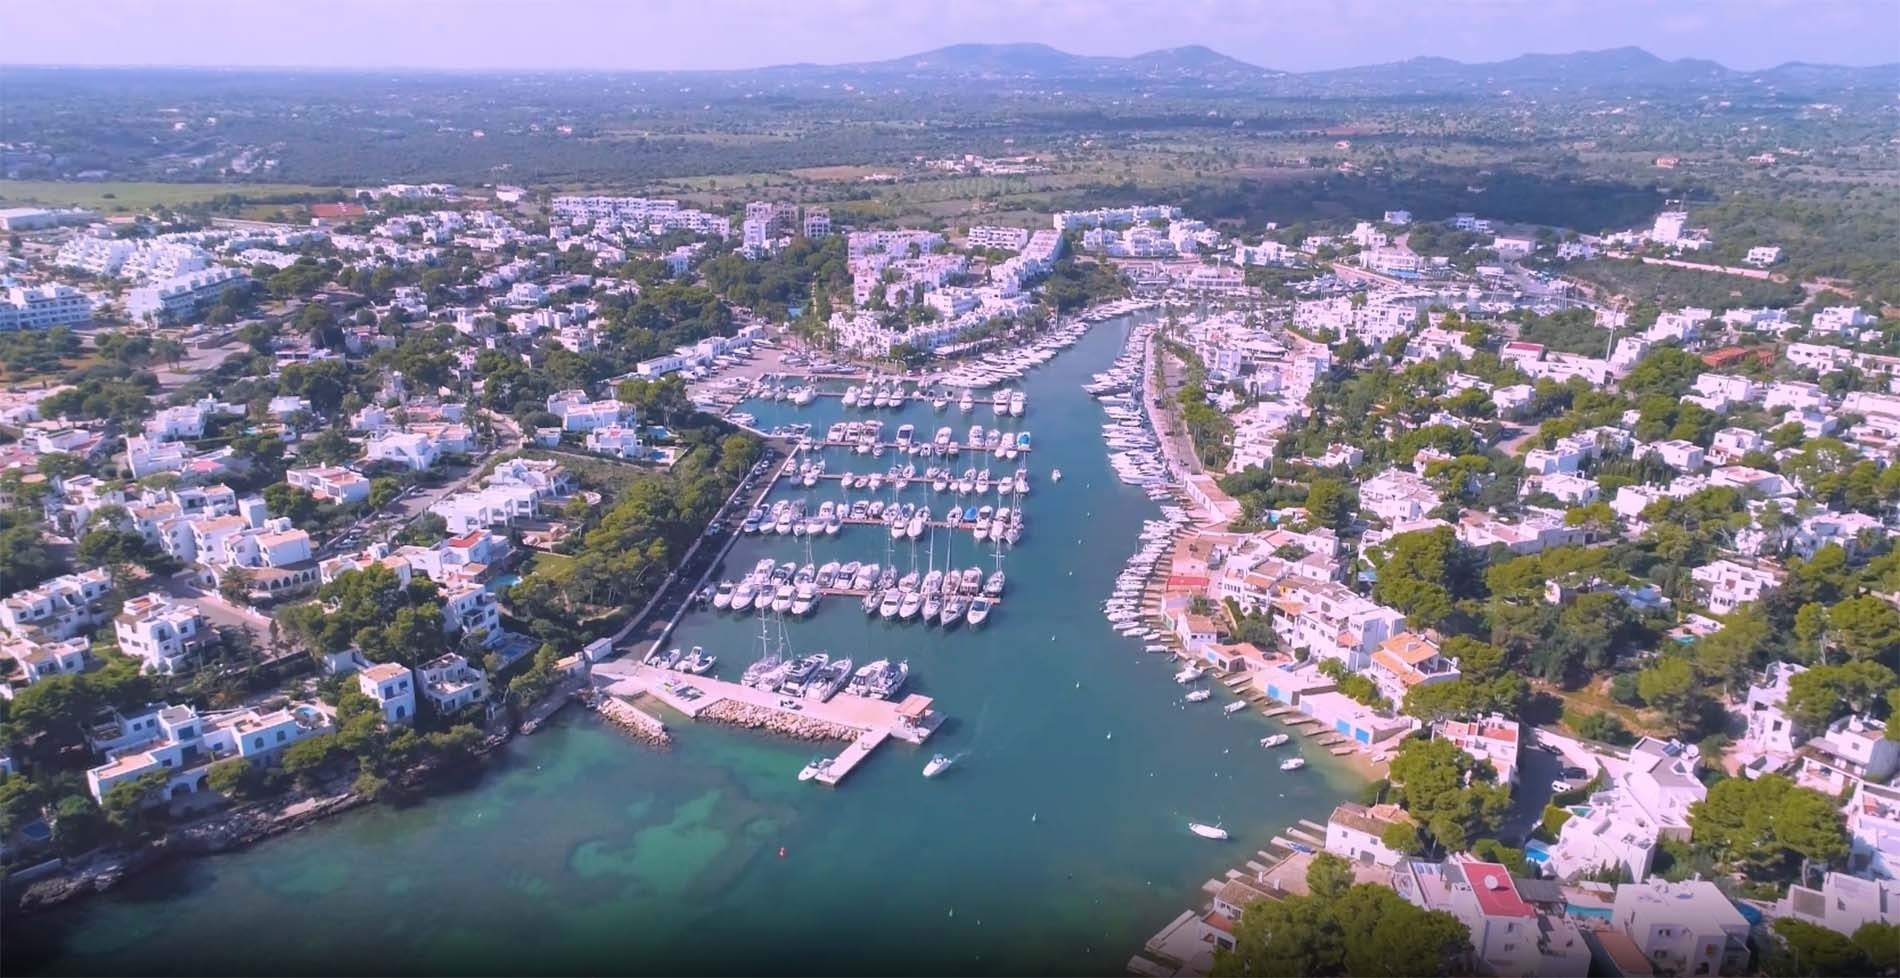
{"left": 711, "top": 581, "right": 735, "bottom": 610}
{"left": 1280, "top": 757, "right": 1307, "bottom": 772}
{"left": 940, "top": 594, "right": 966, "bottom": 627}
{"left": 1260, "top": 734, "right": 1290, "bottom": 749}
{"left": 1173, "top": 665, "right": 1205, "bottom": 684}
{"left": 792, "top": 582, "right": 819, "bottom": 616}
{"left": 731, "top": 580, "right": 759, "bottom": 612}
{"left": 1188, "top": 821, "right": 1229, "bottom": 841}
{"left": 897, "top": 589, "right": 923, "bottom": 620}
{"left": 861, "top": 589, "right": 883, "bottom": 615}
{"left": 959, "top": 390, "right": 974, "bottom": 412}
{"left": 964, "top": 596, "right": 991, "bottom": 627}
{"left": 1185, "top": 689, "right": 1212, "bottom": 703}
{"left": 1223, "top": 701, "right": 1247, "bottom": 715}
{"left": 983, "top": 571, "right": 1005, "bottom": 597}
{"left": 1008, "top": 391, "right": 1025, "bottom": 417}
{"left": 771, "top": 584, "right": 795, "bottom": 615}
{"left": 878, "top": 590, "right": 902, "bottom": 619}
{"left": 807, "top": 656, "right": 852, "bottom": 701}
{"left": 798, "top": 757, "right": 832, "bottom": 782}
{"left": 679, "top": 648, "right": 717, "bottom": 675}
{"left": 923, "top": 754, "right": 954, "bottom": 778}
{"left": 780, "top": 653, "right": 828, "bottom": 696}
{"left": 922, "top": 590, "right": 943, "bottom": 622}
{"left": 817, "top": 562, "right": 841, "bottom": 589}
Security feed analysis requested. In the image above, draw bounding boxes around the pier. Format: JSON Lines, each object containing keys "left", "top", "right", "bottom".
{"left": 592, "top": 659, "right": 942, "bottom": 785}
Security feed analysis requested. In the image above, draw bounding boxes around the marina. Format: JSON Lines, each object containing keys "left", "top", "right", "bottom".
{"left": 8, "top": 306, "right": 1353, "bottom": 978}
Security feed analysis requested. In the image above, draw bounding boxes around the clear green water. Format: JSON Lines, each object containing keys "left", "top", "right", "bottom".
{"left": 6, "top": 315, "right": 1353, "bottom": 977}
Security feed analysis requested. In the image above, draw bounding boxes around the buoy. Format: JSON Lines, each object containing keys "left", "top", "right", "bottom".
{"left": 779, "top": 847, "right": 787, "bottom": 857}
{"left": 1031, "top": 813, "right": 1038, "bottom": 822}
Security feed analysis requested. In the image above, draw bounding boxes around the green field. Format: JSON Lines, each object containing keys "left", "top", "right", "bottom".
{"left": 0, "top": 180, "right": 343, "bottom": 213}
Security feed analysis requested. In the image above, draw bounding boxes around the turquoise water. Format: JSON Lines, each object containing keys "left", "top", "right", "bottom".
{"left": 6, "top": 315, "right": 1353, "bottom": 976}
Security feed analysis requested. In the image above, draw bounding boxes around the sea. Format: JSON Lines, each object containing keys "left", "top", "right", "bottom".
{"left": 5, "top": 312, "right": 1353, "bottom": 977}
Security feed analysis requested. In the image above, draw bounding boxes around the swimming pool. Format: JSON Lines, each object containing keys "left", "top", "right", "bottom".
{"left": 1566, "top": 904, "right": 1613, "bottom": 921}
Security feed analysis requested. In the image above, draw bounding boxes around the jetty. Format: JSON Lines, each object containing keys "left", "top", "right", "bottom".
{"left": 592, "top": 659, "right": 942, "bottom": 785}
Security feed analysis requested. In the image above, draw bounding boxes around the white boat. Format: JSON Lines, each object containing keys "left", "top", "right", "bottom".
{"left": 1008, "top": 391, "right": 1025, "bottom": 417}
{"left": 842, "top": 386, "right": 860, "bottom": 408}
{"left": 798, "top": 757, "right": 832, "bottom": 782}
{"left": 1188, "top": 821, "right": 1229, "bottom": 841}
{"left": 897, "top": 589, "right": 923, "bottom": 620}
{"left": 771, "top": 584, "right": 794, "bottom": 614}
{"left": 878, "top": 590, "right": 902, "bottom": 619}
{"left": 1223, "top": 701, "right": 1247, "bottom": 715}
{"left": 1173, "top": 664, "right": 1205, "bottom": 684}
{"left": 964, "top": 596, "right": 991, "bottom": 627}
{"left": 958, "top": 390, "right": 974, "bottom": 412}
{"left": 1051, "top": 468, "right": 1062, "bottom": 483}
{"left": 1280, "top": 757, "right": 1307, "bottom": 771}
{"left": 923, "top": 754, "right": 953, "bottom": 778}
{"left": 731, "top": 580, "right": 758, "bottom": 612}
{"left": 711, "top": 581, "right": 734, "bottom": 610}
{"left": 1260, "top": 734, "right": 1290, "bottom": 749}
{"left": 1185, "top": 689, "right": 1212, "bottom": 703}
{"left": 792, "top": 582, "right": 819, "bottom": 616}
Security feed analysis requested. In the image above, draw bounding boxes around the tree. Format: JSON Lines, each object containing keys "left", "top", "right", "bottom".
{"left": 1784, "top": 661, "right": 1896, "bottom": 730}
{"left": 1763, "top": 918, "right": 1873, "bottom": 977}
{"left": 1691, "top": 775, "right": 1848, "bottom": 877}
{"left": 1380, "top": 821, "right": 1424, "bottom": 856}
{"left": 205, "top": 758, "right": 254, "bottom": 799}
{"left": 1386, "top": 737, "right": 1510, "bottom": 854}
{"left": 1304, "top": 477, "right": 1356, "bottom": 533}
{"left": 0, "top": 776, "right": 45, "bottom": 835}
{"left": 1306, "top": 851, "right": 1356, "bottom": 900}
{"left": 1827, "top": 596, "right": 1900, "bottom": 663}
{"left": 1636, "top": 657, "right": 1707, "bottom": 737}
{"left": 281, "top": 734, "right": 345, "bottom": 788}
{"left": 1852, "top": 922, "right": 1899, "bottom": 974}
{"left": 100, "top": 771, "right": 169, "bottom": 838}
{"left": 1214, "top": 877, "right": 1472, "bottom": 977}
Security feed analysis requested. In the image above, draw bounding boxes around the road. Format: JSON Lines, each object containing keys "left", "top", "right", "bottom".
{"left": 606, "top": 441, "right": 791, "bottom": 657}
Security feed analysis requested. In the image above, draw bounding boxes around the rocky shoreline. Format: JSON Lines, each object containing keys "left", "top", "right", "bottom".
{"left": 7, "top": 733, "right": 509, "bottom": 917}
{"left": 595, "top": 695, "right": 673, "bottom": 746}
{"left": 698, "top": 699, "right": 857, "bottom": 741}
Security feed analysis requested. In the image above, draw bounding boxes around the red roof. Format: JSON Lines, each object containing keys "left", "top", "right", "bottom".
{"left": 1464, "top": 862, "right": 1534, "bottom": 917}
{"left": 310, "top": 202, "right": 367, "bottom": 219}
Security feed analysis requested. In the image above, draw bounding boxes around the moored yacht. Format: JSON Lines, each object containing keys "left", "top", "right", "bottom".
{"left": 711, "top": 581, "right": 734, "bottom": 610}
{"left": 964, "top": 596, "right": 992, "bottom": 627}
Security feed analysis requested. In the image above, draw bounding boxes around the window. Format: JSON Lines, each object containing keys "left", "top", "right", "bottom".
{"left": 275, "top": 730, "right": 286, "bottom": 743}
{"left": 253, "top": 737, "right": 264, "bottom": 749}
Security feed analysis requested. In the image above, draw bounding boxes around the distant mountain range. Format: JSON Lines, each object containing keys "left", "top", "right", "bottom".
{"left": 748, "top": 43, "right": 1897, "bottom": 93}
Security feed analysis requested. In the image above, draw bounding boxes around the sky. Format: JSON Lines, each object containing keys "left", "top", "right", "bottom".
{"left": 2, "top": 0, "right": 1895, "bottom": 73}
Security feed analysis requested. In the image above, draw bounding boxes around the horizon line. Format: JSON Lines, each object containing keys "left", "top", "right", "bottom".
{"left": 1, "top": 42, "right": 1895, "bottom": 77}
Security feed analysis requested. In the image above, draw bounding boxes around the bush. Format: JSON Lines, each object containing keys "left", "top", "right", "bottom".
{"left": 1608, "top": 673, "right": 1644, "bottom": 707}
{"left": 1568, "top": 709, "right": 1634, "bottom": 746}
{"left": 1541, "top": 803, "right": 1573, "bottom": 841}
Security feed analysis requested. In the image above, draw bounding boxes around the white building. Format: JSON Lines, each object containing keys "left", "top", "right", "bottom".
{"left": 286, "top": 466, "right": 372, "bottom": 506}
{"left": 418, "top": 652, "right": 488, "bottom": 713}
{"left": 1612, "top": 879, "right": 1750, "bottom": 976}
{"left": 966, "top": 225, "right": 1031, "bottom": 251}
{"left": 126, "top": 267, "right": 249, "bottom": 323}
{"left": 113, "top": 592, "right": 214, "bottom": 674}
{"left": 357, "top": 662, "right": 417, "bottom": 726}
{"left": 1, "top": 568, "right": 114, "bottom": 640}
{"left": 1690, "top": 559, "right": 1784, "bottom": 614}
{"left": 0, "top": 283, "right": 93, "bottom": 330}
